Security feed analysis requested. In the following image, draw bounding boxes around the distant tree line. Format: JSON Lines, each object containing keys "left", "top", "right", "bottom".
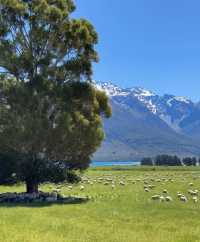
{"left": 141, "top": 155, "right": 198, "bottom": 166}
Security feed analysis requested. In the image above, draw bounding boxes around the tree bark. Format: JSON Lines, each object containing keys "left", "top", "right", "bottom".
{"left": 26, "top": 182, "right": 39, "bottom": 193}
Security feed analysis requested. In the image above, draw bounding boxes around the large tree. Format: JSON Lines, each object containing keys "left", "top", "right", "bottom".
{"left": 0, "top": 0, "right": 111, "bottom": 193}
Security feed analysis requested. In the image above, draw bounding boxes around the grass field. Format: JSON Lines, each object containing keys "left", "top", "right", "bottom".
{"left": 1, "top": 166, "right": 200, "bottom": 242}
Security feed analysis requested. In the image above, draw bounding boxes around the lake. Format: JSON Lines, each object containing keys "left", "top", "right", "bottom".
{"left": 91, "top": 161, "right": 140, "bottom": 167}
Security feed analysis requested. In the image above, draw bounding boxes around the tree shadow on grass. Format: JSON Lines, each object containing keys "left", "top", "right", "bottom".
{"left": 0, "top": 196, "right": 90, "bottom": 208}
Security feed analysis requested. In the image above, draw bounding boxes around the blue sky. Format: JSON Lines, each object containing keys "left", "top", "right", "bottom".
{"left": 74, "top": 0, "right": 200, "bottom": 101}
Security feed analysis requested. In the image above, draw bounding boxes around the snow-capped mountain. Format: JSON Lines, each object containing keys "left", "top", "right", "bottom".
{"left": 94, "top": 81, "right": 198, "bottom": 134}
{"left": 93, "top": 81, "right": 200, "bottom": 161}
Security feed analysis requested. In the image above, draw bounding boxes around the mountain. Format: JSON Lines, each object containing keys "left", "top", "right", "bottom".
{"left": 93, "top": 81, "right": 200, "bottom": 161}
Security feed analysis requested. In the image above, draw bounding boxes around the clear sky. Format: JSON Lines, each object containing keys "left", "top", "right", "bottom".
{"left": 74, "top": 0, "right": 200, "bottom": 101}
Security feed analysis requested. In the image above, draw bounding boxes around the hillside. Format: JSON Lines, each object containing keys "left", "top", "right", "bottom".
{"left": 93, "top": 82, "right": 200, "bottom": 161}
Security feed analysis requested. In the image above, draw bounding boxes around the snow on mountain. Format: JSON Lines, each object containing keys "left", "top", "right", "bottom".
{"left": 94, "top": 81, "right": 196, "bottom": 133}
{"left": 132, "top": 87, "right": 156, "bottom": 97}
{"left": 94, "top": 81, "right": 130, "bottom": 96}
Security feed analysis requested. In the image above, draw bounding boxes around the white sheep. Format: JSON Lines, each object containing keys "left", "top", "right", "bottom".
{"left": 165, "top": 196, "right": 173, "bottom": 202}
{"left": 177, "top": 192, "right": 182, "bottom": 198}
{"left": 188, "top": 190, "right": 198, "bottom": 196}
{"left": 151, "top": 195, "right": 160, "bottom": 200}
{"left": 159, "top": 196, "right": 165, "bottom": 202}
{"left": 192, "top": 196, "right": 198, "bottom": 203}
{"left": 80, "top": 185, "right": 84, "bottom": 191}
{"left": 180, "top": 195, "right": 188, "bottom": 202}
{"left": 163, "top": 189, "right": 168, "bottom": 194}
{"left": 148, "top": 184, "right": 155, "bottom": 189}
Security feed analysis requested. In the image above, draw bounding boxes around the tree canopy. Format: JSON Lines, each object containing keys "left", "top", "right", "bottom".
{"left": 0, "top": 0, "right": 111, "bottom": 193}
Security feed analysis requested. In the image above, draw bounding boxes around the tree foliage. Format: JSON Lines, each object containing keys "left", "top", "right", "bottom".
{"left": 140, "top": 157, "right": 153, "bottom": 166}
{"left": 182, "top": 157, "right": 197, "bottom": 166}
{"left": 0, "top": 0, "right": 111, "bottom": 192}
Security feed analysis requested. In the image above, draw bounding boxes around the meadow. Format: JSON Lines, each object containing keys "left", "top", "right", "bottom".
{"left": 1, "top": 166, "right": 200, "bottom": 242}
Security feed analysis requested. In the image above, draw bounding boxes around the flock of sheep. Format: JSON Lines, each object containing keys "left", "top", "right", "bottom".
{"left": 48, "top": 171, "right": 200, "bottom": 204}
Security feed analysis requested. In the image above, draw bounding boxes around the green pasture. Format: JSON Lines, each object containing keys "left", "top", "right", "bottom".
{"left": 0, "top": 166, "right": 200, "bottom": 242}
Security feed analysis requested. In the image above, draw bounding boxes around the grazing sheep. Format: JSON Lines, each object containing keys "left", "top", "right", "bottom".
{"left": 80, "top": 185, "right": 84, "bottom": 191}
{"left": 192, "top": 196, "right": 198, "bottom": 203}
{"left": 111, "top": 184, "right": 115, "bottom": 189}
{"left": 159, "top": 196, "right": 165, "bottom": 202}
{"left": 165, "top": 196, "right": 173, "bottom": 202}
{"left": 119, "top": 181, "right": 125, "bottom": 186}
{"left": 163, "top": 189, "right": 168, "bottom": 194}
{"left": 148, "top": 184, "right": 155, "bottom": 189}
{"left": 177, "top": 192, "right": 182, "bottom": 198}
{"left": 189, "top": 183, "right": 194, "bottom": 186}
{"left": 180, "top": 196, "right": 188, "bottom": 202}
{"left": 151, "top": 195, "right": 160, "bottom": 200}
{"left": 144, "top": 188, "right": 149, "bottom": 192}
{"left": 188, "top": 190, "right": 198, "bottom": 196}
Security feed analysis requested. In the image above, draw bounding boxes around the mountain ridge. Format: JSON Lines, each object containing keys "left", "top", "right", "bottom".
{"left": 93, "top": 81, "right": 200, "bottom": 161}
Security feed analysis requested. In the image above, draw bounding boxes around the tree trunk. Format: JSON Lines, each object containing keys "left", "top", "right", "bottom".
{"left": 26, "top": 182, "right": 39, "bottom": 193}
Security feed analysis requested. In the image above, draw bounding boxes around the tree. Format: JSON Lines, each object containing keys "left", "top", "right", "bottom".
{"left": 0, "top": 0, "right": 111, "bottom": 193}
{"left": 182, "top": 157, "right": 193, "bottom": 166}
{"left": 155, "top": 154, "right": 182, "bottom": 166}
{"left": 182, "top": 157, "right": 197, "bottom": 166}
{"left": 141, "top": 157, "right": 153, "bottom": 166}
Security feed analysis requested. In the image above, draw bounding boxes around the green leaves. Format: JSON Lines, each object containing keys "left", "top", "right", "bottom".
{"left": 0, "top": 0, "right": 111, "bottom": 190}
{"left": 0, "top": 0, "right": 98, "bottom": 86}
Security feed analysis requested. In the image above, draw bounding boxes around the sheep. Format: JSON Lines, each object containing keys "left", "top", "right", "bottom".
{"left": 159, "top": 196, "right": 165, "bottom": 202}
{"left": 189, "top": 183, "right": 194, "bottom": 186}
{"left": 177, "top": 192, "right": 182, "bottom": 198}
{"left": 144, "top": 188, "right": 149, "bottom": 192}
{"left": 188, "top": 190, "right": 198, "bottom": 196}
{"left": 80, "top": 185, "right": 84, "bottom": 191}
{"left": 180, "top": 195, "right": 188, "bottom": 202}
{"left": 192, "top": 196, "right": 198, "bottom": 203}
{"left": 111, "top": 184, "right": 115, "bottom": 189}
{"left": 68, "top": 186, "right": 73, "bottom": 190}
{"left": 165, "top": 196, "right": 173, "bottom": 202}
{"left": 119, "top": 181, "right": 125, "bottom": 186}
{"left": 163, "top": 189, "right": 168, "bottom": 194}
{"left": 151, "top": 195, "right": 160, "bottom": 200}
{"left": 148, "top": 184, "right": 155, "bottom": 189}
